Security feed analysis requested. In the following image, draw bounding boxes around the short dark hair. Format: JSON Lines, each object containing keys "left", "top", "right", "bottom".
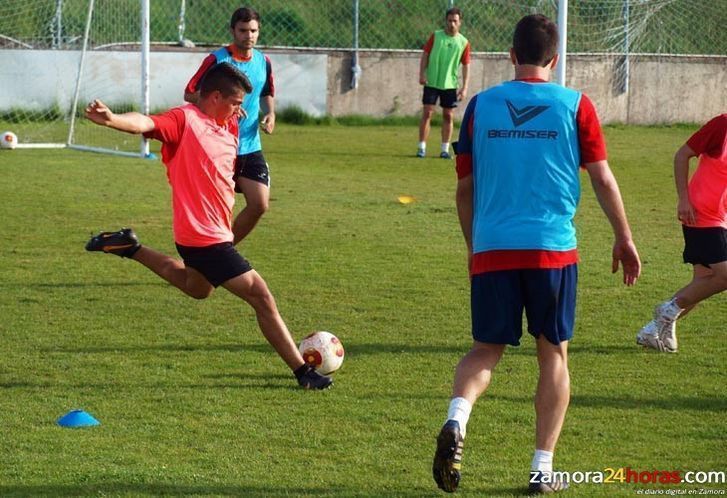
{"left": 512, "top": 14, "right": 558, "bottom": 67}
{"left": 230, "top": 7, "right": 260, "bottom": 29}
{"left": 199, "top": 62, "right": 253, "bottom": 97}
{"left": 446, "top": 7, "right": 462, "bottom": 19}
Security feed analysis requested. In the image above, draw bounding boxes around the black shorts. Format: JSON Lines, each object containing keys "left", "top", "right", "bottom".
{"left": 422, "top": 86, "right": 458, "bottom": 108}
{"left": 176, "top": 242, "right": 252, "bottom": 287}
{"left": 234, "top": 151, "right": 270, "bottom": 191}
{"left": 682, "top": 225, "right": 727, "bottom": 267}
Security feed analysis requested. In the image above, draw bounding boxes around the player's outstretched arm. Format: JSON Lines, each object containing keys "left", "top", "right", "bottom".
{"left": 585, "top": 160, "right": 641, "bottom": 286}
{"left": 85, "top": 99, "right": 155, "bottom": 135}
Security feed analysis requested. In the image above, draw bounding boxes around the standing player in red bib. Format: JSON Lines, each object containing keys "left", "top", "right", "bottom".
{"left": 185, "top": 7, "right": 275, "bottom": 246}
{"left": 637, "top": 114, "right": 727, "bottom": 353}
{"left": 84, "top": 62, "right": 332, "bottom": 390}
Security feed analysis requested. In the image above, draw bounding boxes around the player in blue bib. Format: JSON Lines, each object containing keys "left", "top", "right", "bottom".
{"left": 185, "top": 7, "right": 275, "bottom": 245}
{"left": 432, "top": 14, "right": 641, "bottom": 494}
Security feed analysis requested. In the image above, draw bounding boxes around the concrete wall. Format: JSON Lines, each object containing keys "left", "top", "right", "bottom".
{"left": 327, "top": 50, "right": 727, "bottom": 124}
{"left": 1, "top": 47, "right": 724, "bottom": 124}
{"left": 0, "top": 49, "right": 327, "bottom": 116}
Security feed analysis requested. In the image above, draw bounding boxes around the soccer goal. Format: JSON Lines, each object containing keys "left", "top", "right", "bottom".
{"left": 0, "top": 0, "right": 151, "bottom": 157}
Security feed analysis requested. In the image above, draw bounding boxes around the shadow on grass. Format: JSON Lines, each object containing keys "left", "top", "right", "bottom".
{"left": 0, "top": 371, "right": 297, "bottom": 391}
{"left": 485, "top": 392, "right": 727, "bottom": 413}
{"left": 0, "top": 483, "right": 446, "bottom": 497}
{"left": 41, "top": 342, "right": 468, "bottom": 356}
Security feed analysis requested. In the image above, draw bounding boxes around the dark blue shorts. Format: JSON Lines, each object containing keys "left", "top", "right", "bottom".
{"left": 471, "top": 264, "right": 578, "bottom": 346}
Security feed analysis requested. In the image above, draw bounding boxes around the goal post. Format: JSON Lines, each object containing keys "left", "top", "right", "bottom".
{"left": 66, "top": 0, "right": 151, "bottom": 157}
{"left": 0, "top": 0, "right": 151, "bottom": 157}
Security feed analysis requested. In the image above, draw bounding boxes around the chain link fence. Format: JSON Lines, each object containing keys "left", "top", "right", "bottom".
{"left": 1, "top": 0, "right": 725, "bottom": 55}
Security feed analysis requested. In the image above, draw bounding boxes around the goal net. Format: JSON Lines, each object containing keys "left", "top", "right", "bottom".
{"left": 0, "top": 0, "right": 149, "bottom": 156}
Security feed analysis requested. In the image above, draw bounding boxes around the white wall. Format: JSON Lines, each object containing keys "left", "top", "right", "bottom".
{"left": 0, "top": 49, "right": 327, "bottom": 116}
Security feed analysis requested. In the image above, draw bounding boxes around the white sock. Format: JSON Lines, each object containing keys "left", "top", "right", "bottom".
{"left": 441, "top": 142, "right": 450, "bottom": 153}
{"left": 531, "top": 449, "right": 554, "bottom": 474}
{"left": 446, "top": 397, "right": 472, "bottom": 438}
{"left": 418, "top": 141, "right": 426, "bottom": 150}
{"left": 658, "top": 297, "right": 683, "bottom": 321}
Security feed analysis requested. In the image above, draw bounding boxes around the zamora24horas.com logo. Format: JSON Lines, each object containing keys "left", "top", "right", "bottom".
{"left": 531, "top": 468, "right": 726, "bottom": 486}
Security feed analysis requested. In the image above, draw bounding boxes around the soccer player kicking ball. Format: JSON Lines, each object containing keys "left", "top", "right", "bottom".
{"left": 84, "top": 62, "right": 332, "bottom": 390}
{"left": 637, "top": 114, "right": 727, "bottom": 353}
{"left": 431, "top": 15, "right": 641, "bottom": 494}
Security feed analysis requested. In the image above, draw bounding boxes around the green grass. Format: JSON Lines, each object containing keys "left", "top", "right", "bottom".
{"left": 0, "top": 124, "right": 725, "bottom": 497}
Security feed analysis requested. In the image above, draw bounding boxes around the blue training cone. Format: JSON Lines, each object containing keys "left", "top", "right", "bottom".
{"left": 57, "top": 409, "right": 100, "bottom": 428}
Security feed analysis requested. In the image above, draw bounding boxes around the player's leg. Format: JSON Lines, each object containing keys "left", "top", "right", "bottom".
{"left": 638, "top": 227, "right": 726, "bottom": 352}
{"left": 524, "top": 265, "right": 576, "bottom": 493}
{"left": 674, "top": 264, "right": 712, "bottom": 319}
{"left": 433, "top": 270, "right": 520, "bottom": 493}
{"left": 232, "top": 152, "right": 270, "bottom": 245}
{"left": 439, "top": 90, "right": 458, "bottom": 159}
{"left": 418, "top": 87, "right": 438, "bottom": 157}
{"left": 85, "top": 228, "right": 213, "bottom": 298}
{"left": 221, "top": 269, "right": 332, "bottom": 389}
{"left": 133, "top": 246, "right": 213, "bottom": 299}
{"left": 530, "top": 335, "right": 570, "bottom": 493}
{"left": 674, "top": 260, "right": 727, "bottom": 309}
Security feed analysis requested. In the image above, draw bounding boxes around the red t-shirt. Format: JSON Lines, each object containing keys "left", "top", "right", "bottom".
{"left": 144, "top": 105, "right": 239, "bottom": 246}
{"left": 685, "top": 114, "right": 727, "bottom": 228}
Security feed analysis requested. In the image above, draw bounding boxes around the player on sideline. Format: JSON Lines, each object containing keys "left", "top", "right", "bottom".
{"left": 431, "top": 15, "right": 641, "bottom": 494}
{"left": 84, "top": 62, "right": 332, "bottom": 390}
{"left": 637, "top": 114, "right": 727, "bottom": 353}
{"left": 417, "top": 7, "right": 471, "bottom": 159}
{"left": 185, "top": 6, "right": 275, "bottom": 245}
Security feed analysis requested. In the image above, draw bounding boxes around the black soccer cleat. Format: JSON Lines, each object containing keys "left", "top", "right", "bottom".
{"left": 528, "top": 471, "right": 569, "bottom": 494}
{"left": 85, "top": 228, "right": 140, "bottom": 258}
{"left": 433, "top": 420, "right": 464, "bottom": 493}
{"left": 296, "top": 365, "right": 333, "bottom": 390}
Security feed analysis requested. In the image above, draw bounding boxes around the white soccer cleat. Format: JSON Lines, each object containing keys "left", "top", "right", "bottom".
{"left": 637, "top": 320, "right": 666, "bottom": 351}
{"left": 637, "top": 320, "right": 677, "bottom": 353}
{"left": 637, "top": 300, "right": 681, "bottom": 353}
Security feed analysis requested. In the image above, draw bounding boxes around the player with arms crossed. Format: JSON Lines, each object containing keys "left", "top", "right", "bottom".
{"left": 84, "top": 62, "right": 332, "bottom": 390}
{"left": 185, "top": 6, "right": 275, "bottom": 245}
{"left": 417, "top": 7, "right": 471, "bottom": 159}
{"left": 637, "top": 114, "right": 727, "bottom": 352}
{"left": 431, "top": 15, "right": 641, "bottom": 494}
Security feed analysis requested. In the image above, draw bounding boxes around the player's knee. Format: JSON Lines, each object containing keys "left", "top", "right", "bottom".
{"left": 713, "top": 269, "right": 727, "bottom": 291}
{"left": 246, "top": 278, "right": 277, "bottom": 312}
{"left": 187, "top": 287, "right": 213, "bottom": 300}
{"left": 245, "top": 197, "right": 268, "bottom": 218}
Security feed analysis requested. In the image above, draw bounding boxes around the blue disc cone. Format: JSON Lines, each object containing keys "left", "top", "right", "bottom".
{"left": 57, "top": 409, "right": 100, "bottom": 428}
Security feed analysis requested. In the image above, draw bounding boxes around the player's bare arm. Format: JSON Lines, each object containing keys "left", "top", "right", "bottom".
{"left": 260, "top": 95, "right": 275, "bottom": 134}
{"left": 585, "top": 159, "right": 641, "bottom": 285}
{"left": 458, "top": 63, "right": 470, "bottom": 100}
{"left": 85, "top": 99, "right": 155, "bottom": 134}
{"left": 674, "top": 143, "right": 697, "bottom": 225}
{"left": 455, "top": 174, "right": 474, "bottom": 270}
{"left": 419, "top": 51, "right": 429, "bottom": 85}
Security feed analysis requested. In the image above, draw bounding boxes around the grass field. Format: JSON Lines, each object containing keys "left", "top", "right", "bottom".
{"left": 0, "top": 123, "right": 725, "bottom": 497}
